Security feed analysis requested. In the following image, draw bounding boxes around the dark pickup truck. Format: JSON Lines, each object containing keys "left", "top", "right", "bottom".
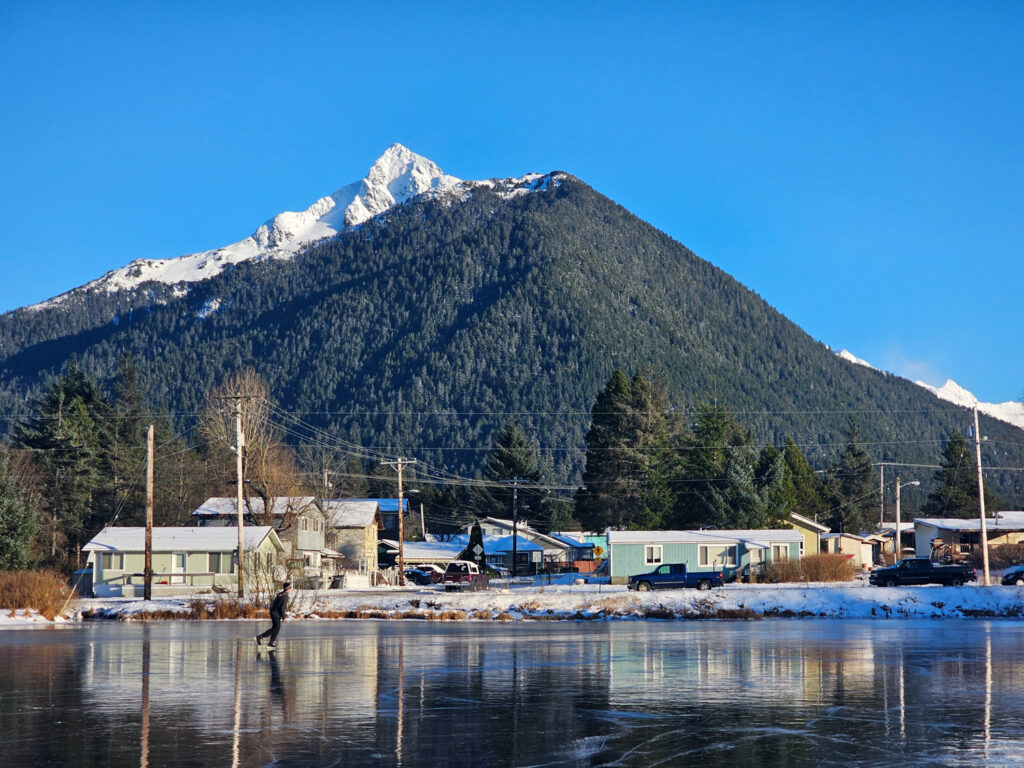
{"left": 869, "top": 557, "right": 976, "bottom": 587}
{"left": 628, "top": 563, "right": 724, "bottom": 592}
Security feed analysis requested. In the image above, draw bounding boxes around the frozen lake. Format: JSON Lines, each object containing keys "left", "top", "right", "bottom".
{"left": 3, "top": 619, "right": 1023, "bottom": 767}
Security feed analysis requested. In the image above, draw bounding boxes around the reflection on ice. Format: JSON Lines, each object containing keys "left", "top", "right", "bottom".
{"left": 2, "top": 620, "right": 1024, "bottom": 767}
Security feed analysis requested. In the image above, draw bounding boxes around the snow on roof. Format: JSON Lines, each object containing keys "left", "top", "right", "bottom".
{"left": 83, "top": 526, "right": 281, "bottom": 552}
{"left": 547, "top": 532, "right": 595, "bottom": 549}
{"left": 380, "top": 539, "right": 462, "bottom": 561}
{"left": 339, "top": 498, "right": 407, "bottom": 513}
{"left": 607, "top": 529, "right": 803, "bottom": 545}
{"left": 192, "top": 497, "right": 318, "bottom": 517}
{"left": 321, "top": 500, "right": 381, "bottom": 528}
{"left": 916, "top": 515, "right": 1024, "bottom": 533}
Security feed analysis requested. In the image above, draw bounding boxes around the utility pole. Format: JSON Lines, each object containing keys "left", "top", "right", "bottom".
{"left": 144, "top": 424, "right": 154, "bottom": 601}
{"left": 384, "top": 458, "right": 416, "bottom": 584}
{"left": 504, "top": 477, "right": 527, "bottom": 579}
{"left": 235, "top": 401, "right": 245, "bottom": 598}
{"left": 973, "top": 405, "right": 991, "bottom": 586}
{"left": 879, "top": 463, "right": 885, "bottom": 529}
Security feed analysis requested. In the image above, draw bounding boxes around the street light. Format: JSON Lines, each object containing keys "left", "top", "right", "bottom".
{"left": 894, "top": 477, "right": 920, "bottom": 561}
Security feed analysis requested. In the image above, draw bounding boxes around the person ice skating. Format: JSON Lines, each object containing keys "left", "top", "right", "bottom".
{"left": 256, "top": 581, "right": 291, "bottom": 648}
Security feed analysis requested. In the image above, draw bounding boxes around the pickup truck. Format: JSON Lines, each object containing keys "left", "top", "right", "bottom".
{"left": 443, "top": 560, "right": 489, "bottom": 592}
{"left": 869, "top": 557, "right": 976, "bottom": 587}
{"left": 627, "top": 563, "right": 723, "bottom": 592}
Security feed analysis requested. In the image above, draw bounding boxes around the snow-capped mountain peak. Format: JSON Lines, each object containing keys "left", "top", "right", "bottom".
{"left": 835, "top": 349, "right": 1024, "bottom": 430}
{"left": 29, "top": 144, "right": 468, "bottom": 309}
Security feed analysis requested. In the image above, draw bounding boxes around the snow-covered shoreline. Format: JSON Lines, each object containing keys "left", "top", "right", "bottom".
{"left": 5, "top": 579, "right": 1024, "bottom": 628}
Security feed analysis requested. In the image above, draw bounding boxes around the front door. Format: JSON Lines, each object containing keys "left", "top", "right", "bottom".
{"left": 171, "top": 552, "right": 186, "bottom": 583}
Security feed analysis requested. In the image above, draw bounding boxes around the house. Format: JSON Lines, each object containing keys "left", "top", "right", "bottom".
{"left": 606, "top": 529, "right": 804, "bottom": 583}
{"left": 914, "top": 511, "right": 1024, "bottom": 562}
{"left": 460, "top": 517, "right": 594, "bottom": 570}
{"left": 789, "top": 513, "right": 830, "bottom": 556}
{"left": 192, "top": 496, "right": 332, "bottom": 584}
{"left": 83, "top": 526, "right": 284, "bottom": 597}
{"left": 343, "top": 498, "right": 408, "bottom": 539}
{"left": 820, "top": 532, "right": 877, "bottom": 570}
{"left": 322, "top": 500, "right": 383, "bottom": 575}
{"left": 380, "top": 534, "right": 545, "bottom": 574}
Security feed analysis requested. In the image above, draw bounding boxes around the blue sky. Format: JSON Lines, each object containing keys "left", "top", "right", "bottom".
{"left": 1, "top": 2, "right": 1021, "bottom": 403}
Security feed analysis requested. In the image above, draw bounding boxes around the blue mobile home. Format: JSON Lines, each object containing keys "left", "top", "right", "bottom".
{"left": 607, "top": 529, "right": 803, "bottom": 582}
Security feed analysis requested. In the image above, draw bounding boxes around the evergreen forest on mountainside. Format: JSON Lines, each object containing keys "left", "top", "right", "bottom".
{"left": 0, "top": 174, "right": 1021, "bottom": 524}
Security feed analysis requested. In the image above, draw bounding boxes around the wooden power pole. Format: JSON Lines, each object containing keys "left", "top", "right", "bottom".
{"left": 384, "top": 458, "right": 416, "bottom": 584}
{"left": 144, "top": 424, "right": 154, "bottom": 601}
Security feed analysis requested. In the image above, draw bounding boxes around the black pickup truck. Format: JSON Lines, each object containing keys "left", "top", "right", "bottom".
{"left": 869, "top": 557, "right": 976, "bottom": 587}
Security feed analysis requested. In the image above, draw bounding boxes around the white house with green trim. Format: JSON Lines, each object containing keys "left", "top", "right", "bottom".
{"left": 607, "top": 529, "right": 804, "bottom": 583}
{"left": 83, "top": 526, "right": 284, "bottom": 597}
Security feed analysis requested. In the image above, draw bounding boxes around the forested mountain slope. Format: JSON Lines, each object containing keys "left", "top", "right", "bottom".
{"left": 0, "top": 173, "right": 1020, "bottom": 505}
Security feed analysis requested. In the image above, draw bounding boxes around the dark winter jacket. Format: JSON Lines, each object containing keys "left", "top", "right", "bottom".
{"left": 270, "top": 589, "right": 290, "bottom": 620}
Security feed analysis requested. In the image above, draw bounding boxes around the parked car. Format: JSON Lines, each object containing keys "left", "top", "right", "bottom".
{"left": 627, "top": 563, "right": 724, "bottom": 592}
{"left": 869, "top": 557, "right": 976, "bottom": 587}
{"left": 403, "top": 569, "right": 435, "bottom": 586}
{"left": 443, "top": 560, "right": 489, "bottom": 592}
{"left": 1001, "top": 565, "right": 1024, "bottom": 586}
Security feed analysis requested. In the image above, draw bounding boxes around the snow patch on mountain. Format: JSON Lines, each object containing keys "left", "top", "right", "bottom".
{"left": 835, "top": 350, "right": 1024, "bottom": 430}
{"left": 837, "top": 349, "right": 876, "bottom": 370}
{"left": 915, "top": 379, "right": 1024, "bottom": 431}
{"left": 27, "top": 145, "right": 564, "bottom": 312}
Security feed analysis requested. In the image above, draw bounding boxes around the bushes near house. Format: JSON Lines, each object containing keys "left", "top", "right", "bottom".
{"left": 763, "top": 560, "right": 802, "bottom": 583}
{"left": 973, "top": 543, "right": 1024, "bottom": 570}
{"left": 797, "top": 554, "right": 858, "bottom": 582}
{"left": 0, "top": 570, "right": 74, "bottom": 620}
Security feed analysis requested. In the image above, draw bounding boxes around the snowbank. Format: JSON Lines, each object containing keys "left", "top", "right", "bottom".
{"left": 9, "top": 578, "right": 1023, "bottom": 627}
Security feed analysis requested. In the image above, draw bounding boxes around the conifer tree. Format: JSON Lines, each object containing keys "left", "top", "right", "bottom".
{"left": 782, "top": 437, "right": 830, "bottom": 523}
{"left": 475, "top": 420, "right": 542, "bottom": 520}
{"left": 921, "top": 430, "right": 1002, "bottom": 518}
{"left": 828, "top": 419, "right": 877, "bottom": 534}
{"left": 0, "top": 448, "right": 42, "bottom": 570}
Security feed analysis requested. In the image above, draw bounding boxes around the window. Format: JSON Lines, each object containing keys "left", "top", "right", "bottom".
{"left": 209, "top": 553, "right": 232, "bottom": 573}
{"left": 772, "top": 544, "right": 790, "bottom": 561}
{"left": 100, "top": 553, "right": 123, "bottom": 570}
{"left": 699, "top": 545, "right": 736, "bottom": 567}
{"left": 645, "top": 545, "right": 663, "bottom": 565}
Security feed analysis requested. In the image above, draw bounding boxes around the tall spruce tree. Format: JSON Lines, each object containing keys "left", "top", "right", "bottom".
{"left": 828, "top": 419, "right": 877, "bottom": 534}
{"left": 575, "top": 370, "right": 639, "bottom": 531}
{"left": 475, "top": 420, "right": 543, "bottom": 520}
{"left": 921, "top": 430, "right": 1002, "bottom": 518}
{"left": 782, "top": 437, "right": 830, "bottom": 523}
{"left": 0, "top": 448, "right": 42, "bottom": 570}
{"left": 13, "top": 361, "right": 111, "bottom": 568}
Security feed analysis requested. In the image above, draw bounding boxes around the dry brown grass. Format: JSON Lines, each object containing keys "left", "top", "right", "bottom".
{"left": 982, "top": 543, "right": 1024, "bottom": 570}
{"left": 0, "top": 570, "right": 74, "bottom": 620}
{"left": 798, "top": 554, "right": 858, "bottom": 582}
{"left": 763, "top": 559, "right": 802, "bottom": 583}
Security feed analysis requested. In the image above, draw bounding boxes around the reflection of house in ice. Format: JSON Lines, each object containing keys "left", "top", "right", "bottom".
{"left": 606, "top": 629, "right": 882, "bottom": 706}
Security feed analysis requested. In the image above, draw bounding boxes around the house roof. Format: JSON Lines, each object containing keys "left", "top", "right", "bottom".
{"left": 547, "top": 532, "right": 595, "bottom": 549}
{"left": 83, "top": 526, "right": 283, "bottom": 553}
{"left": 915, "top": 513, "right": 1024, "bottom": 533}
{"left": 379, "top": 534, "right": 544, "bottom": 559}
{"left": 822, "top": 532, "right": 872, "bottom": 542}
{"left": 192, "top": 496, "right": 318, "bottom": 517}
{"left": 789, "top": 513, "right": 830, "bottom": 533}
{"left": 322, "top": 500, "right": 382, "bottom": 528}
{"left": 339, "top": 498, "right": 407, "bottom": 513}
{"left": 379, "top": 539, "right": 463, "bottom": 562}
{"left": 608, "top": 529, "right": 804, "bottom": 546}
{"left": 464, "top": 517, "right": 569, "bottom": 550}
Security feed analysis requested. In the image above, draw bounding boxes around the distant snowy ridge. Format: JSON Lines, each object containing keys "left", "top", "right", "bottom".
{"left": 835, "top": 350, "right": 1024, "bottom": 430}
{"left": 28, "top": 144, "right": 563, "bottom": 311}
{"left": 915, "top": 379, "right": 1024, "bottom": 431}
